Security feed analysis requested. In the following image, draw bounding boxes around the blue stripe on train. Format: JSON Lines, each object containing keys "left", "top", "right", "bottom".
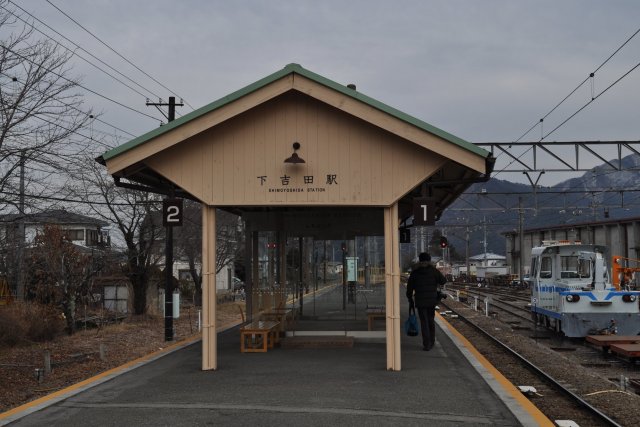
{"left": 530, "top": 306, "right": 562, "bottom": 319}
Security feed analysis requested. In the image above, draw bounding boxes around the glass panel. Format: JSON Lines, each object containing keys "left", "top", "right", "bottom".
{"left": 540, "top": 257, "right": 553, "bottom": 279}
{"left": 578, "top": 259, "right": 591, "bottom": 278}
{"left": 560, "top": 256, "right": 580, "bottom": 278}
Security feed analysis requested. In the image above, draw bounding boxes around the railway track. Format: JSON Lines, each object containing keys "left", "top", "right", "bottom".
{"left": 441, "top": 300, "right": 627, "bottom": 426}
{"left": 444, "top": 283, "right": 640, "bottom": 389}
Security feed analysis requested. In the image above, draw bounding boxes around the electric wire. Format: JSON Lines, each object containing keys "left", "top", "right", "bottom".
{"left": 0, "top": 76, "right": 136, "bottom": 139}
{"left": 2, "top": 2, "right": 161, "bottom": 103}
{"left": 0, "top": 43, "right": 163, "bottom": 122}
{"left": 0, "top": 190, "right": 159, "bottom": 207}
{"left": 541, "top": 60, "right": 640, "bottom": 141}
{"left": 512, "top": 27, "right": 640, "bottom": 144}
{"left": 45, "top": 0, "right": 195, "bottom": 111}
{"left": 492, "top": 27, "right": 640, "bottom": 178}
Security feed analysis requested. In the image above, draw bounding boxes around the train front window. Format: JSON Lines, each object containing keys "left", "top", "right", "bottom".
{"left": 560, "top": 256, "right": 580, "bottom": 279}
{"left": 577, "top": 258, "right": 591, "bottom": 278}
{"left": 540, "top": 257, "right": 553, "bottom": 279}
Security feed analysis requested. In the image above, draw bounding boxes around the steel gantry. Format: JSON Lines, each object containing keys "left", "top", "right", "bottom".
{"left": 478, "top": 140, "right": 640, "bottom": 173}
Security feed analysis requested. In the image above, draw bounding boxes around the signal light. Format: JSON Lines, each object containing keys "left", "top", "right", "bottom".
{"left": 622, "top": 294, "right": 637, "bottom": 303}
{"left": 439, "top": 236, "right": 448, "bottom": 248}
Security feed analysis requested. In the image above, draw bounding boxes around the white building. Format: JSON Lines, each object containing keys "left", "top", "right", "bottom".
{"left": 0, "top": 209, "right": 110, "bottom": 248}
{"left": 471, "top": 253, "right": 508, "bottom": 278}
{"left": 453, "top": 252, "right": 508, "bottom": 278}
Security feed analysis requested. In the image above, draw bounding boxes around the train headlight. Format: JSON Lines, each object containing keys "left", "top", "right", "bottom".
{"left": 622, "top": 294, "right": 637, "bottom": 303}
{"left": 566, "top": 294, "right": 580, "bottom": 302}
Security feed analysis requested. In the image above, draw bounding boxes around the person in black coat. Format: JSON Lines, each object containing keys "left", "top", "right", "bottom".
{"left": 406, "top": 253, "right": 447, "bottom": 351}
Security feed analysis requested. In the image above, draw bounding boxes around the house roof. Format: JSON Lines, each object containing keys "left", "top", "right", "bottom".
{"left": 470, "top": 253, "right": 506, "bottom": 260}
{"left": 101, "top": 63, "right": 489, "bottom": 162}
{"left": 0, "top": 210, "right": 109, "bottom": 227}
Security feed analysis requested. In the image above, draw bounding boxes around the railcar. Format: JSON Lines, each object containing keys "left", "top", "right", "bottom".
{"left": 529, "top": 240, "right": 640, "bottom": 337}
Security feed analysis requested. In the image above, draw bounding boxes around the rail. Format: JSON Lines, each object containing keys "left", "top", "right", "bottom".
{"left": 441, "top": 302, "right": 623, "bottom": 427}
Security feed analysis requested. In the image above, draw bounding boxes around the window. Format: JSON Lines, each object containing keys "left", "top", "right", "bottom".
{"left": 540, "top": 257, "right": 553, "bottom": 279}
{"left": 179, "top": 270, "right": 193, "bottom": 282}
{"left": 560, "top": 256, "right": 579, "bottom": 278}
{"left": 66, "top": 229, "right": 84, "bottom": 241}
{"left": 531, "top": 257, "right": 538, "bottom": 279}
{"left": 86, "top": 229, "right": 98, "bottom": 246}
{"left": 577, "top": 259, "right": 591, "bottom": 278}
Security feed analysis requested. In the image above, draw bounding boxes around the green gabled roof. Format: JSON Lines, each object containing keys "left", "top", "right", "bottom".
{"left": 102, "top": 63, "right": 489, "bottom": 161}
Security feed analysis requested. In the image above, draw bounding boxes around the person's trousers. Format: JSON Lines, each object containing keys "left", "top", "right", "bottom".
{"left": 417, "top": 306, "right": 436, "bottom": 349}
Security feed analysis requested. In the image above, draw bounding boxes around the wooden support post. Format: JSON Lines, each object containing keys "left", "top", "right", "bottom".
{"left": 384, "top": 202, "right": 401, "bottom": 371}
{"left": 202, "top": 205, "right": 217, "bottom": 370}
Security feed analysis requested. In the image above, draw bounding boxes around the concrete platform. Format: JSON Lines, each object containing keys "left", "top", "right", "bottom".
{"left": 280, "top": 335, "right": 354, "bottom": 349}
{"left": 1, "top": 286, "right": 551, "bottom": 426}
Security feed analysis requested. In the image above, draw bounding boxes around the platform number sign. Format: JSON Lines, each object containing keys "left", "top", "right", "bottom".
{"left": 413, "top": 198, "right": 435, "bottom": 226}
{"left": 399, "top": 227, "right": 411, "bottom": 243}
{"left": 163, "top": 198, "right": 183, "bottom": 227}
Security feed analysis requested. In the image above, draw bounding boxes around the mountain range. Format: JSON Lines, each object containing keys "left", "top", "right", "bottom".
{"left": 438, "top": 153, "right": 640, "bottom": 257}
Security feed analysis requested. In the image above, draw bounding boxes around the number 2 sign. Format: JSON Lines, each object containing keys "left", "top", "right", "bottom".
{"left": 163, "top": 198, "right": 183, "bottom": 227}
{"left": 412, "top": 198, "right": 435, "bottom": 226}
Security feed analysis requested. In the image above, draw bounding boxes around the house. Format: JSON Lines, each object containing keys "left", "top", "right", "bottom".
{"left": 459, "top": 253, "right": 508, "bottom": 278}
{"left": 0, "top": 209, "right": 111, "bottom": 300}
{"left": 0, "top": 209, "right": 110, "bottom": 248}
{"left": 452, "top": 253, "right": 509, "bottom": 277}
{"left": 149, "top": 205, "right": 241, "bottom": 293}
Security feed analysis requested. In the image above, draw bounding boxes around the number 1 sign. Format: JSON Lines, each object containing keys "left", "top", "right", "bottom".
{"left": 163, "top": 198, "right": 184, "bottom": 227}
{"left": 412, "top": 198, "right": 435, "bottom": 226}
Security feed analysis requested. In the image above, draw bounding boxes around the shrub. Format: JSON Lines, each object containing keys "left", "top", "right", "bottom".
{"left": 0, "top": 303, "right": 64, "bottom": 347}
{"left": 24, "top": 304, "right": 65, "bottom": 342}
{"left": 0, "top": 305, "right": 26, "bottom": 347}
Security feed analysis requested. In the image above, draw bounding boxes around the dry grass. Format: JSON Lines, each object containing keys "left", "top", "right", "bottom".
{"left": 0, "top": 301, "right": 246, "bottom": 413}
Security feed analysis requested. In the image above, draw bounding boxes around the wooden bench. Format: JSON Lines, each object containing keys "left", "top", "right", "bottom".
{"left": 366, "top": 307, "right": 386, "bottom": 331}
{"left": 261, "top": 308, "right": 294, "bottom": 333}
{"left": 240, "top": 320, "right": 280, "bottom": 353}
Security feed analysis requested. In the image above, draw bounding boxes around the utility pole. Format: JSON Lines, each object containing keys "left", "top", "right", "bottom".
{"left": 465, "top": 225, "right": 470, "bottom": 283}
{"left": 483, "top": 215, "right": 488, "bottom": 267}
{"left": 16, "top": 150, "right": 25, "bottom": 300}
{"left": 518, "top": 197, "right": 525, "bottom": 287}
{"left": 147, "top": 97, "right": 183, "bottom": 341}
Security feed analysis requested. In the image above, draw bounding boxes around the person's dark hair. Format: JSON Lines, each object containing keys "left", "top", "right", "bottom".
{"left": 419, "top": 252, "right": 431, "bottom": 262}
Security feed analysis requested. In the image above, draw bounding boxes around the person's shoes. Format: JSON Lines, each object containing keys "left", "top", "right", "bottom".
{"left": 422, "top": 346, "right": 431, "bottom": 351}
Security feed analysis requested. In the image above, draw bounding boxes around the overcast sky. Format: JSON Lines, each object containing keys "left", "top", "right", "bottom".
{"left": 11, "top": 0, "right": 640, "bottom": 185}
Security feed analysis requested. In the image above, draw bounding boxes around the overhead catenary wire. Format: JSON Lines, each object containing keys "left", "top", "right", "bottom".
{"left": 541, "top": 60, "right": 640, "bottom": 141}
{"left": 492, "top": 26, "right": 640, "bottom": 178}
{"left": 451, "top": 166, "right": 640, "bottom": 221}
{"left": 513, "top": 26, "right": 640, "bottom": 145}
{"left": 45, "top": 0, "right": 195, "bottom": 111}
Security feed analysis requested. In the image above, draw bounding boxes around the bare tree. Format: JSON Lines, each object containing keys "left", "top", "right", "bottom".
{"left": 174, "top": 202, "right": 244, "bottom": 305}
{"left": 75, "top": 159, "right": 162, "bottom": 315}
{"left": 0, "top": 2, "right": 94, "bottom": 211}
{"left": 26, "top": 225, "right": 104, "bottom": 334}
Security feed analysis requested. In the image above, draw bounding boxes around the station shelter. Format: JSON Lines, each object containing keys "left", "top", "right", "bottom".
{"left": 100, "top": 64, "right": 493, "bottom": 371}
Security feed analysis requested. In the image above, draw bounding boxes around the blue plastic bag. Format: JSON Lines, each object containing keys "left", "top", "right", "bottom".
{"left": 404, "top": 307, "right": 419, "bottom": 336}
